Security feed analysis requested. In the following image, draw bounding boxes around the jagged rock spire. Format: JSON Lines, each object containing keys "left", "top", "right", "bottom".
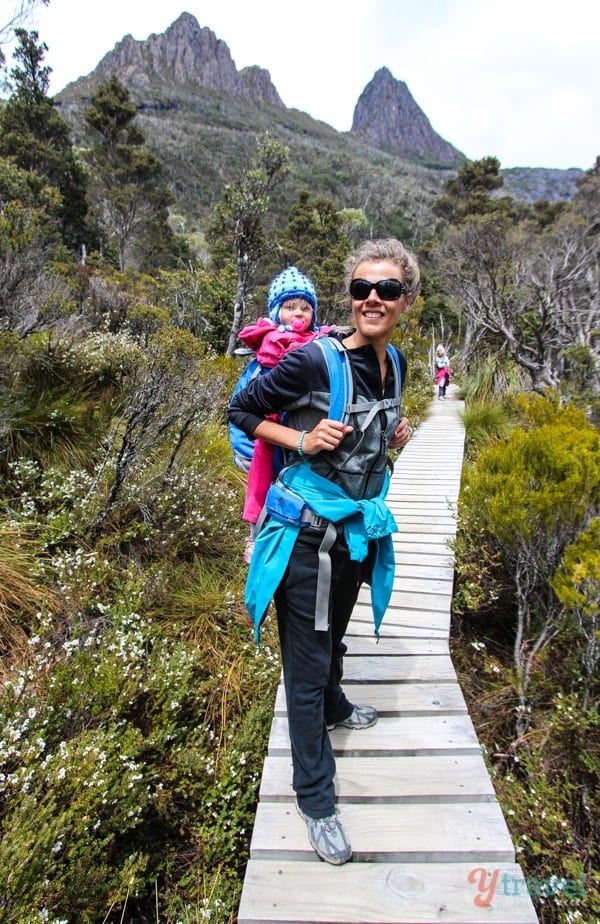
{"left": 89, "top": 12, "right": 283, "bottom": 105}
{"left": 351, "top": 66, "right": 464, "bottom": 167}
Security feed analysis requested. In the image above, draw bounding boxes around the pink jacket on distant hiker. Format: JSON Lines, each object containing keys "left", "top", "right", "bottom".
{"left": 436, "top": 365, "right": 450, "bottom": 386}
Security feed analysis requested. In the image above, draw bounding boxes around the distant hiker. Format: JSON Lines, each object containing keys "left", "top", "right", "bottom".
{"left": 237, "top": 267, "right": 331, "bottom": 563}
{"left": 435, "top": 343, "right": 451, "bottom": 399}
{"left": 228, "top": 238, "right": 419, "bottom": 865}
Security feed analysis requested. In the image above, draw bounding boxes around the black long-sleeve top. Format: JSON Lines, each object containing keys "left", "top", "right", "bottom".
{"left": 228, "top": 332, "right": 407, "bottom": 500}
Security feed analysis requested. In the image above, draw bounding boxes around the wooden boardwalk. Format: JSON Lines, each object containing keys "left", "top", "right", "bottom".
{"left": 238, "top": 388, "right": 539, "bottom": 924}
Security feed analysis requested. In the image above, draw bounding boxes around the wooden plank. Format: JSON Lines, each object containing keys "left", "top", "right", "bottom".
{"left": 273, "top": 682, "right": 466, "bottom": 717}
{"left": 238, "top": 860, "right": 540, "bottom": 924}
{"left": 390, "top": 481, "right": 458, "bottom": 509}
{"left": 260, "top": 754, "right": 496, "bottom": 803}
{"left": 352, "top": 606, "right": 452, "bottom": 634}
{"left": 390, "top": 490, "right": 459, "bottom": 496}
{"left": 396, "top": 551, "right": 454, "bottom": 579}
{"left": 383, "top": 590, "right": 452, "bottom": 613}
{"left": 392, "top": 538, "right": 454, "bottom": 552}
{"left": 392, "top": 578, "right": 453, "bottom": 597}
{"left": 386, "top": 494, "right": 456, "bottom": 502}
{"left": 390, "top": 482, "right": 462, "bottom": 490}
{"left": 393, "top": 466, "right": 459, "bottom": 473}
{"left": 393, "top": 518, "right": 460, "bottom": 536}
{"left": 393, "top": 529, "right": 456, "bottom": 543}
{"left": 392, "top": 496, "right": 457, "bottom": 507}
{"left": 393, "top": 517, "right": 457, "bottom": 529}
{"left": 391, "top": 498, "right": 458, "bottom": 505}
{"left": 392, "top": 516, "right": 457, "bottom": 527}
{"left": 268, "top": 714, "right": 481, "bottom": 757}
{"left": 346, "top": 612, "right": 450, "bottom": 638}
{"left": 353, "top": 601, "right": 451, "bottom": 625}
{"left": 392, "top": 563, "right": 457, "bottom": 581}
{"left": 355, "top": 603, "right": 442, "bottom": 618}
{"left": 343, "top": 635, "right": 449, "bottom": 656}
{"left": 341, "top": 654, "right": 456, "bottom": 683}
{"left": 249, "top": 802, "right": 516, "bottom": 863}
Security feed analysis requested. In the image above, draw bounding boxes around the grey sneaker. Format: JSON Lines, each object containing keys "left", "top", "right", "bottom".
{"left": 327, "top": 703, "right": 378, "bottom": 731}
{"left": 296, "top": 801, "right": 352, "bottom": 865}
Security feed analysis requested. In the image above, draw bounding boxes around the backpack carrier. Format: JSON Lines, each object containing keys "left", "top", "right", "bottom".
{"left": 228, "top": 336, "right": 402, "bottom": 470}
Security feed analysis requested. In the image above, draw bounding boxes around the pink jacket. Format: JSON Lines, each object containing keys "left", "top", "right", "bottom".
{"left": 238, "top": 317, "right": 333, "bottom": 368}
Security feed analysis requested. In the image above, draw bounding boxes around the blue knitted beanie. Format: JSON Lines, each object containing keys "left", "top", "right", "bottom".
{"left": 267, "top": 266, "right": 318, "bottom": 328}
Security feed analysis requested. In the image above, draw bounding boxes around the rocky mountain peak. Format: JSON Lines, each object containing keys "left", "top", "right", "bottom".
{"left": 88, "top": 11, "right": 282, "bottom": 106}
{"left": 351, "top": 66, "right": 464, "bottom": 167}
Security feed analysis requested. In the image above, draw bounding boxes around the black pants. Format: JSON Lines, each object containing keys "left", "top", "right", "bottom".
{"left": 274, "top": 525, "right": 371, "bottom": 818}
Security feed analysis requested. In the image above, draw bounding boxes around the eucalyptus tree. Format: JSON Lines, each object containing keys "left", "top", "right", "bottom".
{"left": 274, "top": 189, "right": 351, "bottom": 324}
{"left": 0, "top": 157, "right": 68, "bottom": 336}
{"left": 0, "top": 0, "right": 48, "bottom": 68}
{"left": 429, "top": 158, "right": 600, "bottom": 396}
{"left": 432, "top": 156, "right": 512, "bottom": 225}
{"left": 206, "top": 133, "right": 289, "bottom": 356}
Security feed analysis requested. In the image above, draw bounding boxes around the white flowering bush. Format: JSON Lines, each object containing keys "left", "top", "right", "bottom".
{"left": 0, "top": 323, "right": 282, "bottom": 923}
{"left": 0, "top": 596, "right": 280, "bottom": 922}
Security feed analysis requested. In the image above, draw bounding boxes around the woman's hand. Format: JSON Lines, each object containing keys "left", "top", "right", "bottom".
{"left": 389, "top": 417, "right": 412, "bottom": 450}
{"left": 302, "top": 419, "right": 353, "bottom": 455}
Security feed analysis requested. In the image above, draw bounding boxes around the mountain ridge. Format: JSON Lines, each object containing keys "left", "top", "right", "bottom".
{"left": 55, "top": 12, "right": 583, "bottom": 237}
{"left": 61, "top": 11, "right": 462, "bottom": 168}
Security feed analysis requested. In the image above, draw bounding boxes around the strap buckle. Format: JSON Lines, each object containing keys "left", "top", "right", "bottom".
{"left": 300, "top": 509, "right": 327, "bottom": 529}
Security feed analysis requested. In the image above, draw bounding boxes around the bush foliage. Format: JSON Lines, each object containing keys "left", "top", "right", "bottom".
{"left": 0, "top": 318, "right": 282, "bottom": 923}
{"left": 452, "top": 394, "right": 600, "bottom": 923}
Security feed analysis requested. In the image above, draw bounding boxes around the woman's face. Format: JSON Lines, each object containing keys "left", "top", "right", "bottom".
{"left": 349, "top": 259, "right": 413, "bottom": 346}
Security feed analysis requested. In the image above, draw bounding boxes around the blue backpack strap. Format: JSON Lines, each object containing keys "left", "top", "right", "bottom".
{"left": 314, "top": 338, "right": 401, "bottom": 421}
{"left": 228, "top": 357, "right": 266, "bottom": 470}
{"left": 314, "top": 337, "right": 353, "bottom": 423}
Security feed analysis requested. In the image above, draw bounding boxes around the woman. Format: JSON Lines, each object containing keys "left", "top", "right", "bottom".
{"left": 228, "top": 238, "right": 419, "bottom": 864}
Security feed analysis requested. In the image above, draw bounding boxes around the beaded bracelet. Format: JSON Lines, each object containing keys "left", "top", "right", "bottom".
{"left": 297, "top": 430, "right": 308, "bottom": 457}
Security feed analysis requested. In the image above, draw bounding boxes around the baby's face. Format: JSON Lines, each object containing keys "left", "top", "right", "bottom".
{"left": 279, "top": 299, "right": 313, "bottom": 332}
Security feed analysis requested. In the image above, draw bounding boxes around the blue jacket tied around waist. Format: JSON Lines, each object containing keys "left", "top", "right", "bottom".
{"left": 245, "top": 462, "right": 397, "bottom": 642}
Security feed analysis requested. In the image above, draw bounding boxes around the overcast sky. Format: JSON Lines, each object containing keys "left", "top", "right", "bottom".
{"left": 10, "top": 0, "right": 600, "bottom": 171}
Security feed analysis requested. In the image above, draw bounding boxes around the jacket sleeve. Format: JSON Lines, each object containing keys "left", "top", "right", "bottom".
{"left": 238, "top": 317, "right": 276, "bottom": 351}
{"left": 228, "top": 341, "right": 328, "bottom": 438}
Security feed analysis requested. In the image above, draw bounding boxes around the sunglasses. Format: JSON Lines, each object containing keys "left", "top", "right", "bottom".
{"left": 349, "top": 278, "right": 408, "bottom": 301}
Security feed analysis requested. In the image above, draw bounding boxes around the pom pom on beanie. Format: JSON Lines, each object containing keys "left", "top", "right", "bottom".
{"left": 267, "top": 266, "right": 318, "bottom": 328}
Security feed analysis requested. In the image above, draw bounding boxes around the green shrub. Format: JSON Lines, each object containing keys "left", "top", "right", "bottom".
{"left": 552, "top": 518, "right": 600, "bottom": 708}
{"left": 453, "top": 395, "right": 600, "bottom": 922}
{"left": 462, "top": 399, "right": 516, "bottom": 458}
{"left": 460, "top": 352, "right": 529, "bottom": 403}
{"left": 456, "top": 396, "right": 599, "bottom": 735}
